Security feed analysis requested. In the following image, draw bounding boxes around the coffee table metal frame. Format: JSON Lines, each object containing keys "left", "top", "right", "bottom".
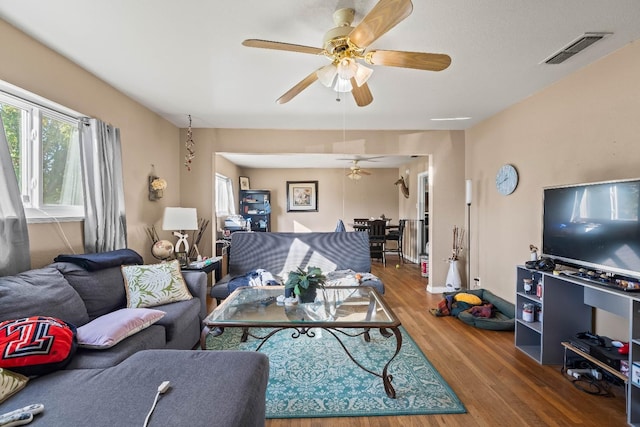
{"left": 201, "top": 285, "right": 402, "bottom": 398}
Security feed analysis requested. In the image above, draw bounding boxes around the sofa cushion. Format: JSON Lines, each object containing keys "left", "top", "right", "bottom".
{"left": 228, "top": 231, "right": 372, "bottom": 278}
{"left": 0, "top": 350, "right": 269, "bottom": 427}
{"left": 153, "top": 300, "right": 201, "bottom": 343}
{"left": 0, "top": 267, "right": 89, "bottom": 326}
{"left": 64, "top": 325, "right": 166, "bottom": 370}
{"left": 51, "top": 262, "right": 127, "bottom": 320}
{"left": 122, "top": 261, "right": 193, "bottom": 309}
{"left": 0, "top": 368, "right": 28, "bottom": 403}
{"left": 0, "top": 316, "right": 77, "bottom": 376}
{"left": 76, "top": 308, "right": 165, "bottom": 349}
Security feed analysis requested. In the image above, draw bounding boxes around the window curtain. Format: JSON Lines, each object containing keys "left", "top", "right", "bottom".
{"left": 79, "top": 118, "right": 127, "bottom": 253}
{"left": 0, "top": 114, "right": 30, "bottom": 275}
{"left": 60, "top": 126, "right": 83, "bottom": 205}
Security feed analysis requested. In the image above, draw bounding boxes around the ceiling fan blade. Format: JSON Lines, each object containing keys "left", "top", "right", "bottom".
{"left": 348, "top": 0, "right": 413, "bottom": 49}
{"left": 337, "top": 156, "right": 385, "bottom": 162}
{"left": 242, "top": 39, "right": 324, "bottom": 55}
{"left": 276, "top": 69, "right": 320, "bottom": 104}
{"left": 366, "top": 49, "right": 451, "bottom": 71}
{"left": 350, "top": 79, "right": 373, "bottom": 107}
{"left": 360, "top": 170, "right": 372, "bottom": 175}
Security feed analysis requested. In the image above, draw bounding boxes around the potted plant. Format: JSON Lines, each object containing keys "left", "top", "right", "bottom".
{"left": 285, "top": 266, "right": 326, "bottom": 303}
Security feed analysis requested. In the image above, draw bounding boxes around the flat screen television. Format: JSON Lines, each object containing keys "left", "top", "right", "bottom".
{"left": 542, "top": 178, "right": 640, "bottom": 280}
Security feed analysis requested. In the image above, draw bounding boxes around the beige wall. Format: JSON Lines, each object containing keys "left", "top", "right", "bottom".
{"left": 0, "top": 19, "right": 181, "bottom": 266}
{"left": 466, "top": 41, "right": 640, "bottom": 338}
{"left": 237, "top": 167, "right": 399, "bottom": 233}
{"left": 181, "top": 128, "right": 465, "bottom": 285}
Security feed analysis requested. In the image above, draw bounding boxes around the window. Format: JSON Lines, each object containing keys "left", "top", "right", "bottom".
{"left": 1, "top": 90, "right": 84, "bottom": 221}
{"left": 215, "top": 173, "right": 236, "bottom": 216}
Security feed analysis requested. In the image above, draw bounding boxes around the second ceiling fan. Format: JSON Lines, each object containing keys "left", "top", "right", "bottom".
{"left": 242, "top": 0, "right": 452, "bottom": 107}
{"left": 346, "top": 160, "right": 372, "bottom": 180}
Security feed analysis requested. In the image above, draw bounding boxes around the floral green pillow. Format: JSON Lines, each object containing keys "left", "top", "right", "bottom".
{"left": 122, "top": 260, "right": 192, "bottom": 308}
{"left": 0, "top": 368, "right": 28, "bottom": 403}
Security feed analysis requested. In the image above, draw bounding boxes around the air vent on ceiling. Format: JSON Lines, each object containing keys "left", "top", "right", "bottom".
{"left": 544, "top": 32, "right": 612, "bottom": 65}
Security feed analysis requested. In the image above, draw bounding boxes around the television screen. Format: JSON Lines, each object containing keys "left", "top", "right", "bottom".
{"left": 542, "top": 179, "right": 640, "bottom": 279}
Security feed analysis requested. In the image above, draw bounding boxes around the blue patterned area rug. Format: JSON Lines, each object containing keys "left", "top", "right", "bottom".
{"left": 206, "top": 326, "right": 466, "bottom": 419}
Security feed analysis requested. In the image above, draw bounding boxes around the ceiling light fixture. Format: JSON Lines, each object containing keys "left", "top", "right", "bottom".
{"left": 348, "top": 171, "right": 362, "bottom": 180}
{"left": 316, "top": 58, "right": 373, "bottom": 94}
{"left": 430, "top": 117, "right": 472, "bottom": 121}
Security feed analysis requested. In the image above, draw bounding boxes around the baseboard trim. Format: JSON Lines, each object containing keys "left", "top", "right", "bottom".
{"left": 426, "top": 285, "right": 447, "bottom": 294}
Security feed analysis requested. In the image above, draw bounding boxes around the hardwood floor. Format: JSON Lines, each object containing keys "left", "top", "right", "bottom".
{"left": 209, "top": 260, "right": 627, "bottom": 426}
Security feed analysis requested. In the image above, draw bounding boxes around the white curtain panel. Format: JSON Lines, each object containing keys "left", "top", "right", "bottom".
{"left": 79, "top": 118, "right": 127, "bottom": 253}
{"left": 60, "top": 126, "right": 83, "bottom": 205}
{"left": 0, "top": 114, "right": 30, "bottom": 275}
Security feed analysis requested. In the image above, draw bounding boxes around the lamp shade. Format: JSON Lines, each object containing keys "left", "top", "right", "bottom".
{"left": 465, "top": 180, "right": 472, "bottom": 205}
{"left": 162, "top": 207, "right": 198, "bottom": 231}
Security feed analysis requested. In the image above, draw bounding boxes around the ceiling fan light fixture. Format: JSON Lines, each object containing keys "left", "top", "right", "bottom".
{"left": 334, "top": 76, "right": 352, "bottom": 93}
{"left": 317, "top": 64, "right": 338, "bottom": 87}
{"left": 348, "top": 171, "right": 362, "bottom": 180}
{"left": 337, "top": 57, "right": 358, "bottom": 79}
{"left": 354, "top": 63, "right": 373, "bottom": 87}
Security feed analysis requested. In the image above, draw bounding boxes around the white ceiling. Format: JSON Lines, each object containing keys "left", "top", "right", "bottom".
{"left": 1, "top": 1, "right": 640, "bottom": 168}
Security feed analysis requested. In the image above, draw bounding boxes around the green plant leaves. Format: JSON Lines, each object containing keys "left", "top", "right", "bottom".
{"left": 285, "top": 266, "right": 326, "bottom": 292}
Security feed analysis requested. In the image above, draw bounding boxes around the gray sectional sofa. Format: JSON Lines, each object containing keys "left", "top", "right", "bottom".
{"left": 0, "top": 251, "right": 269, "bottom": 426}
{"left": 210, "top": 231, "right": 385, "bottom": 303}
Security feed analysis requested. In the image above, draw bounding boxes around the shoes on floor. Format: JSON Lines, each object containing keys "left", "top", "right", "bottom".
{"left": 276, "top": 294, "right": 298, "bottom": 306}
{"left": 284, "top": 296, "right": 299, "bottom": 306}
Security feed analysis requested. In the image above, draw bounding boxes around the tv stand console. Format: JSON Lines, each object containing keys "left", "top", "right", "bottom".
{"left": 515, "top": 266, "right": 640, "bottom": 425}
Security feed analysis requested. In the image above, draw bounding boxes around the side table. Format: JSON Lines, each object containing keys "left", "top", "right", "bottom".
{"left": 182, "top": 257, "right": 222, "bottom": 284}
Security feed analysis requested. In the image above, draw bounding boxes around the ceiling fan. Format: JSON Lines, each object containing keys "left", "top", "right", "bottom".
{"left": 346, "top": 160, "right": 372, "bottom": 180}
{"left": 242, "top": 0, "right": 451, "bottom": 107}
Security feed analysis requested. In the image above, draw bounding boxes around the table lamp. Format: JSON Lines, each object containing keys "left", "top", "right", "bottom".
{"left": 162, "top": 207, "right": 198, "bottom": 264}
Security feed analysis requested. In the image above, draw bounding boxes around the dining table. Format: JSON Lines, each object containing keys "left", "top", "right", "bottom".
{"left": 350, "top": 221, "right": 399, "bottom": 231}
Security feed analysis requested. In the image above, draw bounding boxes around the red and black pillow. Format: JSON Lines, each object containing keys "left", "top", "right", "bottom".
{"left": 0, "top": 316, "right": 77, "bottom": 376}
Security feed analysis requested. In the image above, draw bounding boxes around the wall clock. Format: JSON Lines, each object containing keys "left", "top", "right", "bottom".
{"left": 495, "top": 164, "right": 518, "bottom": 195}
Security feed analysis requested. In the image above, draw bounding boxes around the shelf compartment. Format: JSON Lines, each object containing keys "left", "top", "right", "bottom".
{"left": 515, "top": 324, "right": 542, "bottom": 362}
{"left": 516, "top": 319, "right": 542, "bottom": 333}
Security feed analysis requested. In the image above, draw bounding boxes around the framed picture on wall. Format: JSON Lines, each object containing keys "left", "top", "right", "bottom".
{"left": 286, "top": 181, "right": 318, "bottom": 212}
{"left": 239, "top": 176, "right": 250, "bottom": 190}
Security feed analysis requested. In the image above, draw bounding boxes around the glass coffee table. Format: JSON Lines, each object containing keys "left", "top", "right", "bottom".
{"left": 201, "top": 285, "right": 402, "bottom": 398}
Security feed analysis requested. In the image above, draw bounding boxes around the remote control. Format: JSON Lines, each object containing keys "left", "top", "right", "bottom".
{"left": 0, "top": 412, "right": 32, "bottom": 427}
{"left": 259, "top": 296, "right": 276, "bottom": 306}
{"left": 0, "top": 405, "right": 44, "bottom": 420}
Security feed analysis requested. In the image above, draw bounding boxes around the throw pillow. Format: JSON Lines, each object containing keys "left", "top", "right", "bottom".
{"left": 453, "top": 292, "right": 483, "bottom": 306}
{"left": 0, "top": 316, "right": 77, "bottom": 377}
{"left": 122, "top": 260, "right": 193, "bottom": 309}
{"left": 0, "top": 368, "right": 28, "bottom": 403}
{"left": 76, "top": 308, "right": 165, "bottom": 349}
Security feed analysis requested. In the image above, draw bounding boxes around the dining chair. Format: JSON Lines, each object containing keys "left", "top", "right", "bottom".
{"left": 368, "top": 219, "right": 387, "bottom": 267}
{"left": 385, "top": 219, "right": 406, "bottom": 264}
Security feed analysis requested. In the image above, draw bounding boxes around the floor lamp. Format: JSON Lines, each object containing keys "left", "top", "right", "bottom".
{"left": 465, "top": 180, "right": 472, "bottom": 290}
